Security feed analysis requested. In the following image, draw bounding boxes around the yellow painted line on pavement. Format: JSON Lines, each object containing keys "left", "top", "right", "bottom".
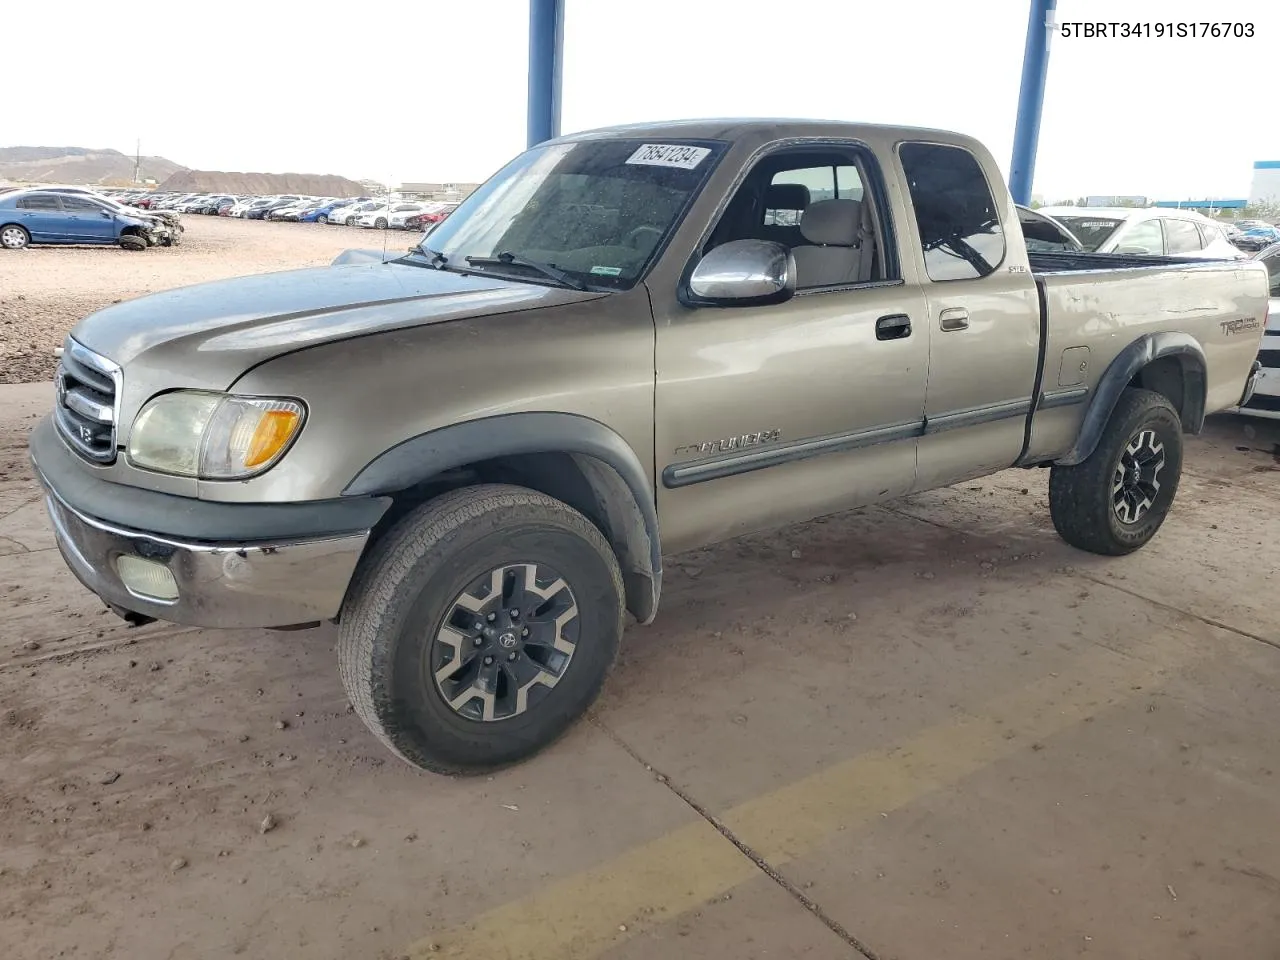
{"left": 408, "top": 629, "right": 1209, "bottom": 960}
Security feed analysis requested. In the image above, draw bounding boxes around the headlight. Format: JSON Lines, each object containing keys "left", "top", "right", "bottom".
{"left": 127, "top": 391, "right": 305, "bottom": 479}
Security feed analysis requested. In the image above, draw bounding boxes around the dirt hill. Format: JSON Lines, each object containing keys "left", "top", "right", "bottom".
{"left": 0, "top": 147, "right": 185, "bottom": 185}
{"left": 157, "top": 170, "right": 367, "bottom": 197}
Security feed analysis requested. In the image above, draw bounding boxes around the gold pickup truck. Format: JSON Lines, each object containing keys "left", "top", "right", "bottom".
{"left": 30, "top": 120, "right": 1268, "bottom": 773}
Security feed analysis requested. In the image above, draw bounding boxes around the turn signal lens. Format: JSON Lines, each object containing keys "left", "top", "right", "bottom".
{"left": 245, "top": 409, "right": 302, "bottom": 468}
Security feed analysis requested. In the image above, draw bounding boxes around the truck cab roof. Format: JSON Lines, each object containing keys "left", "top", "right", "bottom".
{"left": 554, "top": 118, "right": 978, "bottom": 148}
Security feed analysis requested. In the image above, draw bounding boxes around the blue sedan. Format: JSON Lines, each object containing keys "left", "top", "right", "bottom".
{"left": 300, "top": 199, "right": 358, "bottom": 224}
{"left": 0, "top": 190, "right": 169, "bottom": 250}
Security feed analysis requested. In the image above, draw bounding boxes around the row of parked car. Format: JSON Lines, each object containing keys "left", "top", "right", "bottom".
{"left": 112, "top": 190, "right": 459, "bottom": 232}
{"left": 1223, "top": 219, "right": 1280, "bottom": 252}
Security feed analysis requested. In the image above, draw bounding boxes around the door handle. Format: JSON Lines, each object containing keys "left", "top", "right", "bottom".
{"left": 875, "top": 314, "right": 912, "bottom": 341}
{"left": 939, "top": 307, "right": 970, "bottom": 331}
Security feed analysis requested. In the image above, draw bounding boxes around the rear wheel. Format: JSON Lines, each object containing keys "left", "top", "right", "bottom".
{"left": 338, "top": 484, "right": 625, "bottom": 774}
{"left": 1, "top": 225, "right": 30, "bottom": 250}
{"left": 1048, "top": 388, "right": 1183, "bottom": 555}
{"left": 317, "top": 214, "right": 328, "bottom": 225}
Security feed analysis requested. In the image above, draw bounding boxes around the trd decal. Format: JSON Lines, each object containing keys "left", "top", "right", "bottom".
{"left": 1220, "top": 317, "right": 1261, "bottom": 336}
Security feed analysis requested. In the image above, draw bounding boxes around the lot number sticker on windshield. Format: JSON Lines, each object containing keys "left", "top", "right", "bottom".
{"left": 625, "top": 144, "right": 711, "bottom": 170}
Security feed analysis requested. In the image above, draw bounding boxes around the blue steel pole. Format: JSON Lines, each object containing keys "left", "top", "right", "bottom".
{"left": 1009, "top": 0, "right": 1056, "bottom": 205}
{"left": 527, "top": 0, "right": 565, "bottom": 147}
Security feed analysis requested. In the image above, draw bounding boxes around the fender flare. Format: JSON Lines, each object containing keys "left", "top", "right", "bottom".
{"left": 1055, "top": 332, "right": 1206, "bottom": 467}
{"left": 342, "top": 412, "right": 662, "bottom": 623}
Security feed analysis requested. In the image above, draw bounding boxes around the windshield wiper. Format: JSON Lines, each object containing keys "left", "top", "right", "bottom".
{"left": 464, "top": 251, "right": 586, "bottom": 291}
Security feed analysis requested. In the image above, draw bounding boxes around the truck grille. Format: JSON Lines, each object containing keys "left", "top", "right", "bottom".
{"left": 54, "top": 340, "right": 121, "bottom": 464}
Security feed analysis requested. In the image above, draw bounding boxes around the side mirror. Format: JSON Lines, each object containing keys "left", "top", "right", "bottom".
{"left": 686, "top": 239, "right": 796, "bottom": 307}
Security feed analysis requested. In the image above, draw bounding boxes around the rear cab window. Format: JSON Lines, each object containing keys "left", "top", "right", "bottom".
{"left": 898, "top": 142, "right": 1005, "bottom": 281}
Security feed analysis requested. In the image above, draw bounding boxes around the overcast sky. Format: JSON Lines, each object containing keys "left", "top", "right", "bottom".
{"left": 5, "top": 0, "right": 1275, "bottom": 201}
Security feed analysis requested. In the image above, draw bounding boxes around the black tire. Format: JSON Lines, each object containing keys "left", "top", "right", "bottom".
{"left": 375, "top": 217, "right": 388, "bottom": 230}
{"left": 338, "top": 484, "right": 625, "bottom": 774}
{"left": 317, "top": 214, "right": 328, "bottom": 225}
{"left": 1, "top": 224, "right": 30, "bottom": 250}
{"left": 119, "top": 234, "right": 147, "bottom": 251}
{"left": 1048, "top": 388, "right": 1183, "bottom": 556}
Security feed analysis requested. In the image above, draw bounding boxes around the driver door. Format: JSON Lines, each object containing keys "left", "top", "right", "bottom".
{"left": 650, "top": 146, "right": 930, "bottom": 554}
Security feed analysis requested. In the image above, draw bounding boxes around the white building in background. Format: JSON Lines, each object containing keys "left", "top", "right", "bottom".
{"left": 1249, "top": 161, "right": 1280, "bottom": 205}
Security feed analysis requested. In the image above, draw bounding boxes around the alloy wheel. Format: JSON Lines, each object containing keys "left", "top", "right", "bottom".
{"left": 430, "top": 563, "right": 580, "bottom": 722}
{"left": 1112, "top": 428, "right": 1165, "bottom": 524}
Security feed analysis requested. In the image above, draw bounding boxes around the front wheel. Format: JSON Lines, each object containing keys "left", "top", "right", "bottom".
{"left": 338, "top": 484, "right": 625, "bottom": 774}
{"left": 1048, "top": 388, "right": 1183, "bottom": 556}
{"left": 1, "top": 224, "right": 30, "bottom": 249}
{"left": 317, "top": 214, "right": 328, "bottom": 225}
{"left": 374, "top": 217, "right": 388, "bottom": 230}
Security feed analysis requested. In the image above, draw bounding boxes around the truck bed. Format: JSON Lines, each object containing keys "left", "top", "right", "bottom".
{"left": 1020, "top": 253, "right": 1268, "bottom": 466}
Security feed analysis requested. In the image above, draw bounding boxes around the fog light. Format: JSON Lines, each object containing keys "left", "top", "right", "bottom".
{"left": 116, "top": 555, "right": 179, "bottom": 601}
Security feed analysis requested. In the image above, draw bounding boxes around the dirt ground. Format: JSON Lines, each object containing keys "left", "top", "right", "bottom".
{"left": 0, "top": 215, "right": 399, "bottom": 384}
{"left": 2, "top": 217, "right": 1280, "bottom": 960}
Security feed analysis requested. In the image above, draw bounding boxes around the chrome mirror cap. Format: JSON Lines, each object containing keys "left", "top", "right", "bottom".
{"left": 687, "top": 239, "right": 796, "bottom": 306}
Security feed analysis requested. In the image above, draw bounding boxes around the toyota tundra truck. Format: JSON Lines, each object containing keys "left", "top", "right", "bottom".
{"left": 29, "top": 121, "right": 1268, "bottom": 773}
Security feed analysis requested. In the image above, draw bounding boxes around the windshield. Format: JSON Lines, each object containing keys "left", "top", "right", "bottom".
{"left": 1049, "top": 216, "right": 1123, "bottom": 252}
{"left": 419, "top": 137, "right": 725, "bottom": 289}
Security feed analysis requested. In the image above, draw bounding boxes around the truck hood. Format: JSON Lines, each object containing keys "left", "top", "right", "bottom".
{"left": 74, "top": 259, "right": 603, "bottom": 370}
{"left": 71, "top": 259, "right": 606, "bottom": 417}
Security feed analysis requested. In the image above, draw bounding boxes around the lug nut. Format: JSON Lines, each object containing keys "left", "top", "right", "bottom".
{"left": 507, "top": 652, "right": 517, "bottom": 661}
{"left": 473, "top": 636, "right": 482, "bottom": 646}
{"left": 521, "top": 627, "right": 529, "bottom": 637}
{"left": 483, "top": 655, "right": 493, "bottom": 665}
{"left": 487, "top": 612, "right": 497, "bottom": 622}
{"left": 510, "top": 609, "right": 520, "bottom": 618}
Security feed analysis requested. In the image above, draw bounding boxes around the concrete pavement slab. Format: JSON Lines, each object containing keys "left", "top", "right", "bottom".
{"left": 776, "top": 622, "right": 1280, "bottom": 959}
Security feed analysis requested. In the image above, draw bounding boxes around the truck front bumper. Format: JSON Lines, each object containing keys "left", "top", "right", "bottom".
{"left": 30, "top": 417, "right": 391, "bottom": 629}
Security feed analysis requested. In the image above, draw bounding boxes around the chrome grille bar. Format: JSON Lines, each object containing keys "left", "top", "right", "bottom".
{"left": 53, "top": 340, "right": 121, "bottom": 464}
